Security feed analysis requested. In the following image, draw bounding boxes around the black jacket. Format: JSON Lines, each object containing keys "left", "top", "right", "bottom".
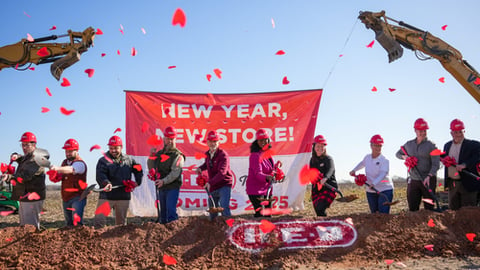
{"left": 443, "top": 138, "right": 480, "bottom": 191}
{"left": 11, "top": 152, "right": 46, "bottom": 202}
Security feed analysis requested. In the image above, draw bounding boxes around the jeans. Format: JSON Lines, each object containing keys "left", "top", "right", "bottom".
{"left": 366, "top": 189, "right": 393, "bottom": 214}
{"left": 208, "top": 186, "right": 231, "bottom": 220}
{"left": 157, "top": 188, "right": 180, "bottom": 224}
{"left": 63, "top": 196, "right": 87, "bottom": 226}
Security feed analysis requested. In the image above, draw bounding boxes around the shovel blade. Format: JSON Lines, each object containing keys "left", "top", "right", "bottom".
{"left": 79, "top": 184, "right": 97, "bottom": 200}
{"left": 336, "top": 194, "right": 359, "bottom": 203}
{"left": 207, "top": 207, "right": 224, "bottom": 213}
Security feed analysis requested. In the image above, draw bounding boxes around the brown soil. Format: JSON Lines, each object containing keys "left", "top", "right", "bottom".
{"left": 0, "top": 207, "right": 479, "bottom": 269}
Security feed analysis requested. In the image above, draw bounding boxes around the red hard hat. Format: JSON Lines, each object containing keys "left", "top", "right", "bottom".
{"left": 108, "top": 135, "right": 123, "bottom": 146}
{"left": 20, "top": 132, "right": 37, "bottom": 143}
{"left": 62, "top": 138, "right": 79, "bottom": 150}
{"left": 450, "top": 119, "right": 465, "bottom": 131}
{"left": 414, "top": 118, "right": 429, "bottom": 130}
{"left": 206, "top": 130, "right": 219, "bottom": 141}
{"left": 164, "top": 126, "right": 177, "bottom": 139}
{"left": 370, "top": 134, "right": 384, "bottom": 145}
{"left": 255, "top": 128, "right": 270, "bottom": 140}
{"left": 313, "top": 135, "right": 327, "bottom": 145}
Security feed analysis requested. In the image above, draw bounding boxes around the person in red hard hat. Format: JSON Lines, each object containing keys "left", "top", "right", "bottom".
{"left": 0, "top": 132, "right": 49, "bottom": 230}
{"left": 396, "top": 118, "right": 440, "bottom": 211}
{"left": 349, "top": 135, "right": 394, "bottom": 213}
{"left": 196, "top": 130, "right": 233, "bottom": 220}
{"left": 49, "top": 139, "right": 88, "bottom": 226}
{"left": 246, "top": 128, "right": 276, "bottom": 217}
{"left": 94, "top": 135, "right": 143, "bottom": 227}
{"left": 442, "top": 119, "right": 480, "bottom": 210}
{"left": 310, "top": 134, "right": 338, "bottom": 216}
{"left": 147, "top": 126, "right": 185, "bottom": 224}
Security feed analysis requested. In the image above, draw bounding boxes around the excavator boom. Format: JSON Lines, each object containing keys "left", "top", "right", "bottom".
{"left": 0, "top": 27, "right": 95, "bottom": 80}
{"left": 358, "top": 11, "right": 480, "bottom": 103}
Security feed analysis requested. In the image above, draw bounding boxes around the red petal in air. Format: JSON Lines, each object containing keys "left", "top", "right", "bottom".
{"left": 117, "top": 50, "right": 120, "bottom": 55}
{"left": 275, "top": 50, "right": 285, "bottom": 55}
{"left": 225, "top": 218, "right": 235, "bottom": 227}
{"left": 73, "top": 213, "right": 81, "bottom": 226}
{"left": 366, "top": 40, "right": 374, "bottom": 48}
{"left": 60, "top": 78, "right": 71, "bottom": 87}
{"left": 46, "top": 87, "right": 52, "bottom": 96}
{"left": 441, "top": 25, "right": 448, "bottom": 31}
{"left": 260, "top": 149, "right": 275, "bottom": 163}
{"left": 213, "top": 68, "right": 222, "bottom": 79}
{"left": 131, "top": 47, "right": 137, "bottom": 56}
{"left": 422, "top": 198, "right": 434, "bottom": 205}
{"left": 195, "top": 152, "right": 206, "bottom": 160}
{"left": 259, "top": 219, "right": 276, "bottom": 234}
{"left": 172, "top": 8, "right": 186, "bottom": 27}
{"left": 430, "top": 149, "right": 445, "bottom": 156}
{"left": 147, "top": 135, "right": 163, "bottom": 146}
{"left": 0, "top": 211, "right": 14, "bottom": 217}
{"left": 37, "top": 47, "right": 49, "bottom": 57}
{"left": 371, "top": 86, "right": 378, "bottom": 92}
{"left": 28, "top": 67, "right": 35, "bottom": 71}
{"left": 64, "top": 188, "right": 79, "bottom": 192}
{"left": 424, "top": 244, "right": 434, "bottom": 251}
{"left": 41, "top": 107, "right": 50, "bottom": 113}
{"left": 168, "top": 66, "right": 176, "bottom": 69}
{"left": 113, "top": 128, "right": 122, "bottom": 133}
{"left": 66, "top": 208, "right": 75, "bottom": 211}
{"left": 466, "top": 233, "right": 476, "bottom": 242}
{"left": 85, "top": 68, "right": 95, "bottom": 78}
{"left": 133, "top": 164, "right": 142, "bottom": 171}
{"left": 385, "top": 260, "right": 394, "bottom": 265}
{"left": 282, "top": 76, "right": 290, "bottom": 85}
{"left": 260, "top": 208, "right": 293, "bottom": 216}
{"left": 27, "top": 33, "right": 35, "bottom": 41}
{"left": 345, "top": 217, "right": 354, "bottom": 225}
{"left": 439, "top": 77, "right": 445, "bottom": 83}
{"left": 388, "top": 88, "right": 396, "bottom": 92}
{"left": 206, "top": 74, "right": 212, "bottom": 82}
{"left": 90, "top": 144, "right": 101, "bottom": 152}
{"left": 95, "top": 201, "right": 111, "bottom": 216}
{"left": 474, "top": 78, "right": 480, "bottom": 85}
{"left": 96, "top": 29, "right": 104, "bottom": 35}
{"left": 260, "top": 201, "right": 269, "bottom": 206}
{"left": 101, "top": 53, "right": 106, "bottom": 57}
{"left": 60, "top": 107, "right": 75, "bottom": 115}
{"left": 78, "top": 180, "right": 87, "bottom": 190}
{"left": 17, "top": 177, "right": 23, "bottom": 184}
{"left": 28, "top": 192, "right": 40, "bottom": 200}
{"left": 49, "top": 25, "right": 57, "bottom": 31}
{"left": 160, "top": 154, "right": 170, "bottom": 162}
{"left": 163, "top": 254, "right": 177, "bottom": 265}
{"left": 298, "top": 165, "right": 320, "bottom": 185}
{"left": 427, "top": 219, "right": 435, "bottom": 227}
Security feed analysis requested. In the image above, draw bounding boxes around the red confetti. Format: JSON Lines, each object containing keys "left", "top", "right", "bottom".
{"left": 259, "top": 219, "right": 276, "bottom": 234}
{"left": 298, "top": 164, "right": 320, "bottom": 185}
{"left": 385, "top": 259, "right": 394, "bottom": 265}
{"left": 225, "top": 218, "right": 235, "bottom": 227}
{"left": 466, "top": 233, "right": 476, "bottom": 242}
{"left": 113, "top": 128, "right": 122, "bottom": 134}
{"left": 101, "top": 53, "right": 106, "bottom": 57}
{"left": 371, "top": 86, "right": 378, "bottom": 92}
{"left": 23, "top": 11, "right": 31, "bottom": 18}
{"left": 474, "top": 78, "right": 480, "bottom": 85}
{"left": 260, "top": 208, "right": 293, "bottom": 216}
{"left": 0, "top": 211, "right": 14, "bottom": 217}
{"left": 282, "top": 76, "right": 290, "bottom": 85}
{"left": 28, "top": 67, "right": 35, "bottom": 71}
{"left": 95, "top": 201, "right": 111, "bottom": 216}
{"left": 260, "top": 201, "right": 269, "bottom": 206}
{"left": 73, "top": 213, "right": 81, "bottom": 226}
{"left": 163, "top": 254, "right": 177, "bottom": 265}
{"left": 84, "top": 68, "right": 95, "bottom": 78}
{"left": 206, "top": 74, "right": 212, "bottom": 82}
{"left": 147, "top": 135, "right": 163, "bottom": 146}
{"left": 195, "top": 152, "right": 206, "bottom": 160}
{"left": 366, "top": 40, "right": 375, "bottom": 48}
{"left": 160, "top": 154, "right": 170, "bottom": 162}
{"left": 172, "top": 8, "right": 186, "bottom": 27}
{"left": 45, "top": 87, "right": 52, "bottom": 96}
{"left": 345, "top": 217, "right": 354, "bottom": 225}
{"left": 60, "top": 107, "right": 75, "bottom": 116}
{"left": 41, "top": 107, "right": 50, "bottom": 113}
{"left": 26, "top": 33, "right": 34, "bottom": 42}
{"left": 427, "top": 219, "right": 435, "bottom": 227}
{"left": 96, "top": 28, "right": 103, "bottom": 35}
{"left": 117, "top": 50, "right": 120, "bottom": 55}
{"left": 424, "top": 244, "right": 434, "bottom": 251}
{"left": 37, "top": 47, "right": 49, "bottom": 57}
{"left": 275, "top": 50, "right": 285, "bottom": 55}
{"left": 89, "top": 144, "right": 101, "bottom": 152}
{"left": 168, "top": 66, "right": 176, "bottom": 69}
{"left": 49, "top": 25, "right": 57, "bottom": 31}
{"left": 430, "top": 149, "right": 445, "bottom": 156}
{"left": 60, "top": 77, "right": 71, "bottom": 87}
{"left": 164, "top": 107, "right": 170, "bottom": 115}
{"left": 260, "top": 149, "right": 275, "bottom": 163}
{"left": 388, "top": 88, "right": 396, "bottom": 92}
{"left": 441, "top": 25, "right": 448, "bottom": 31}
{"left": 141, "top": 122, "right": 149, "bottom": 133}
{"left": 78, "top": 180, "right": 87, "bottom": 190}
{"left": 64, "top": 188, "right": 79, "bottom": 192}
{"left": 102, "top": 151, "right": 113, "bottom": 163}
{"left": 213, "top": 68, "right": 222, "bottom": 79}
{"left": 141, "top": 28, "right": 146, "bottom": 34}
{"left": 28, "top": 192, "right": 40, "bottom": 200}
{"left": 131, "top": 47, "right": 137, "bottom": 56}
{"left": 339, "top": 54, "right": 343, "bottom": 57}
{"left": 439, "top": 77, "right": 445, "bottom": 83}
{"left": 422, "top": 198, "right": 434, "bottom": 205}
{"left": 17, "top": 177, "right": 23, "bottom": 184}
{"left": 133, "top": 164, "right": 142, "bottom": 172}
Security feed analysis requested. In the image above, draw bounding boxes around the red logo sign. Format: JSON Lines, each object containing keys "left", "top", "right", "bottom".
{"left": 227, "top": 220, "right": 357, "bottom": 252}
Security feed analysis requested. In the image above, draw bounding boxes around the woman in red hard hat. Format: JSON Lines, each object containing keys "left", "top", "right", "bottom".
{"left": 349, "top": 135, "right": 394, "bottom": 213}
{"left": 246, "top": 128, "right": 276, "bottom": 217}
{"left": 310, "top": 135, "right": 337, "bottom": 216}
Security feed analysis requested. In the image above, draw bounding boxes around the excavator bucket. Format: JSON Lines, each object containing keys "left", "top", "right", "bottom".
{"left": 50, "top": 51, "right": 80, "bottom": 80}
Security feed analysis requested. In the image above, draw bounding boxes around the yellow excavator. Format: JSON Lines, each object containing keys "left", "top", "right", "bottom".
{"left": 358, "top": 11, "right": 480, "bottom": 103}
{"left": 0, "top": 27, "right": 95, "bottom": 80}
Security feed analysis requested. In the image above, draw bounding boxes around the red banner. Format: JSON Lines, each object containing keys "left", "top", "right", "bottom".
{"left": 125, "top": 90, "right": 322, "bottom": 157}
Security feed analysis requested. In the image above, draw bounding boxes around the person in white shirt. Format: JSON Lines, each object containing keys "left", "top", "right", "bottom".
{"left": 349, "top": 134, "right": 394, "bottom": 214}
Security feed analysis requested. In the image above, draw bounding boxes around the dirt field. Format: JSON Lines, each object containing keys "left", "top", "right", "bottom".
{"left": 0, "top": 182, "right": 479, "bottom": 269}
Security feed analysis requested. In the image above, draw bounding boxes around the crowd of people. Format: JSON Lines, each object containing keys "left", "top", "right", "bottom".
{"left": 1, "top": 118, "right": 479, "bottom": 229}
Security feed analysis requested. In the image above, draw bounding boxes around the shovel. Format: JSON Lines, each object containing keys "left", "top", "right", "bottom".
{"left": 321, "top": 182, "right": 359, "bottom": 203}
{"left": 79, "top": 184, "right": 123, "bottom": 200}
{"left": 205, "top": 188, "right": 224, "bottom": 213}
{"left": 32, "top": 148, "right": 51, "bottom": 168}
{"left": 364, "top": 182, "right": 400, "bottom": 206}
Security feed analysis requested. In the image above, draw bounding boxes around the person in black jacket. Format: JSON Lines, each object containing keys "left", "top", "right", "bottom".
{"left": 443, "top": 119, "right": 480, "bottom": 210}
{"left": 310, "top": 135, "right": 337, "bottom": 217}
{"left": 94, "top": 135, "right": 143, "bottom": 227}
{"left": 1, "top": 132, "right": 48, "bottom": 230}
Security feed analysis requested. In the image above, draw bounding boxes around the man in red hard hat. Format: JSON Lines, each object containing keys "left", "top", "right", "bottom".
{"left": 94, "top": 135, "right": 143, "bottom": 227}
{"left": 396, "top": 118, "right": 440, "bottom": 211}
{"left": 442, "top": 119, "right": 480, "bottom": 210}
{"left": 147, "top": 126, "right": 185, "bottom": 224}
{"left": 196, "top": 130, "right": 233, "bottom": 220}
{"left": 49, "top": 139, "right": 88, "bottom": 226}
{"left": 0, "top": 132, "right": 49, "bottom": 230}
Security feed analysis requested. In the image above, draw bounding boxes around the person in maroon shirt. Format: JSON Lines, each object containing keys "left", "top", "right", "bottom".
{"left": 197, "top": 130, "right": 233, "bottom": 220}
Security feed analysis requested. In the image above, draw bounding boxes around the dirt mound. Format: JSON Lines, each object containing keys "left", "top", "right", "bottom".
{"left": 0, "top": 207, "right": 479, "bottom": 269}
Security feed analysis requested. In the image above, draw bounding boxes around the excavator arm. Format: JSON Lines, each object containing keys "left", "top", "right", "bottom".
{"left": 0, "top": 27, "right": 95, "bottom": 80}
{"left": 358, "top": 11, "right": 480, "bottom": 103}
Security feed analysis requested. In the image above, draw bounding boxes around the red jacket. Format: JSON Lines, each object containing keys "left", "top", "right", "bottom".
{"left": 198, "top": 148, "right": 233, "bottom": 192}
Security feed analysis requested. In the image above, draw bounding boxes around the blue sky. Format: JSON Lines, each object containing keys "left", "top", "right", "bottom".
{"left": 1, "top": 1, "right": 479, "bottom": 184}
